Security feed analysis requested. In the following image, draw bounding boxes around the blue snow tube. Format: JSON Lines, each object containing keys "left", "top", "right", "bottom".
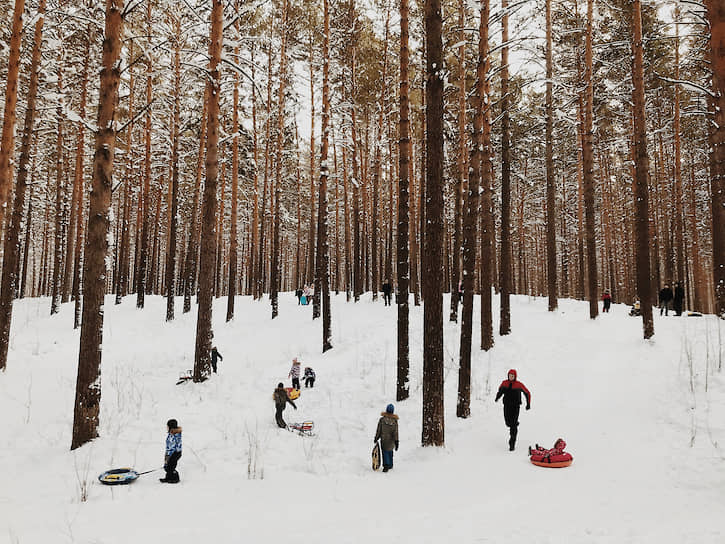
{"left": 98, "top": 468, "right": 140, "bottom": 485}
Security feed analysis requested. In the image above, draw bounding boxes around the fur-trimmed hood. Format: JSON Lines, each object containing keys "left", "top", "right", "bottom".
{"left": 169, "top": 427, "right": 182, "bottom": 434}
{"left": 380, "top": 412, "right": 399, "bottom": 419}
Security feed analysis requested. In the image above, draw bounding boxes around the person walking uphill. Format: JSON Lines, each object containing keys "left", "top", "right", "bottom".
{"left": 374, "top": 404, "right": 399, "bottom": 472}
{"left": 494, "top": 369, "right": 531, "bottom": 451}
{"left": 274, "top": 382, "right": 297, "bottom": 428}
{"left": 289, "top": 358, "right": 302, "bottom": 390}
{"left": 211, "top": 346, "right": 223, "bottom": 373}
{"left": 160, "top": 419, "right": 182, "bottom": 483}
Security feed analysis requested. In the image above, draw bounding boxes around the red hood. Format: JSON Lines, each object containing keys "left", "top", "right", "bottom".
{"left": 507, "top": 369, "right": 517, "bottom": 380}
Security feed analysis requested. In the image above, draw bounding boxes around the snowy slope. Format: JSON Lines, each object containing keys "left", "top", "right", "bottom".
{"left": 1, "top": 293, "right": 723, "bottom": 543}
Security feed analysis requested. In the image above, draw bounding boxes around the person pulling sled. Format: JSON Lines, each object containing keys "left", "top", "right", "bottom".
{"left": 274, "top": 382, "right": 297, "bottom": 428}
{"left": 494, "top": 369, "right": 531, "bottom": 451}
{"left": 160, "top": 419, "right": 182, "bottom": 483}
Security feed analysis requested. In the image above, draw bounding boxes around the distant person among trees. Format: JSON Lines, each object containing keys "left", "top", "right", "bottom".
{"left": 457, "top": 280, "right": 464, "bottom": 304}
{"left": 160, "top": 419, "right": 182, "bottom": 483}
{"left": 673, "top": 281, "right": 685, "bottom": 316}
{"left": 304, "top": 366, "right": 316, "bottom": 388}
{"left": 273, "top": 382, "right": 297, "bottom": 429}
{"left": 658, "top": 284, "right": 673, "bottom": 316}
{"left": 602, "top": 289, "right": 612, "bottom": 313}
{"left": 381, "top": 280, "right": 393, "bottom": 306}
{"left": 494, "top": 369, "right": 531, "bottom": 451}
{"left": 210, "top": 346, "right": 223, "bottom": 374}
{"left": 295, "top": 287, "right": 303, "bottom": 305}
{"left": 289, "top": 357, "right": 302, "bottom": 390}
{"left": 374, "top": 404, "right": 399, "bottom": 472}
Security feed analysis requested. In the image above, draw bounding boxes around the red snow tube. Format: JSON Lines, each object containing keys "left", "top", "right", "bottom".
{"left": 530, "top": 452, "right": 573, "bottom": 468}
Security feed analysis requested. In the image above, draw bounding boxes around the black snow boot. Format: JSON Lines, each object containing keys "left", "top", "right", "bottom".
{"left": 509, "top": 427, "right": 518, "bottom": 451}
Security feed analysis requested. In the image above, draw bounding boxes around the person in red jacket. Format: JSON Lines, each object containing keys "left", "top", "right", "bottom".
{"left": 494, "top": 369, "right": 531, "bottom": 451}
{"left": 602, "top": 289, "right": 612, "bottom": 313}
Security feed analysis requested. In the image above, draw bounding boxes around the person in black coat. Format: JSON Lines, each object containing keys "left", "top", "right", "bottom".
{"left": 273, "top": 382, "right": 297, "bottom": 428}
{"left": 673, "top": 281, "right": 685, "bottom": 316}
{"left": 381, "top": 280, "right": 393, "bottom": 306}
{"left": 295, "top": 287, "right": 303, "bottom": 305}
{"left": 658, "top": 284, "right": 673, "bottom": 316}
{"left": 494, "top": 369, "right": 531, "bottom": 451}
{"left": 211, "top": 346, "right": 223, "bottom": 373}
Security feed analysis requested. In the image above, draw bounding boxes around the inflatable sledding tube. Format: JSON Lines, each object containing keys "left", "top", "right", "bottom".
{"left": 530, "top": 452, "right": 573, "bottom": 468}
{"left": 98, "top": 468, "right": 140, "bottom": 485}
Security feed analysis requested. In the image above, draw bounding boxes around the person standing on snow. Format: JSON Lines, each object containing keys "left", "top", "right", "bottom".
{"left": 304, "top": 366, "right": 316, "bottom": 388}
{"left": 602, "top": 289, "right": 612, "bottom": 313}
{"left": 210, "top": 346, "right": 223, "bottom": 373}
{"left": 160, "top": 419, "right": 182, "bottom": 483}
{"left": 673, "top": 281, "right": 685, "bottom": 316}
{"left": 374, "top": 404, "right": 399, "bottom": 472}
{"left": 381, "top": 280, "right": 393, "bottom": 306}
{"left": 659, "top": 284, "right": 673, "bottom": 316}
{"left": 289, "top": 358, "right": 302, "bottom": 390}
{"left": 494, "top": 369, "right": 531, "bottom": 451}
{"left": 273, "top": 382, "right": 297, "bottom": 428}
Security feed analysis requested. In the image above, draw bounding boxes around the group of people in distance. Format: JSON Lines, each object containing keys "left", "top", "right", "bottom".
{"left": 295, "top": 285, "right": 315, "bottom": 306}
{"left": 658, "top": 282, "right": 686, "bottom": 316}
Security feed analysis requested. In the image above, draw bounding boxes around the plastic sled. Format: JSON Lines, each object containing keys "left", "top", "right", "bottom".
{"left": 176, "top": 370, "right": 193, "bottom": 385}
{"left": 289, "top": 421, "right": 315, "bottom": 436}
{"left": 98, "top": 468, "right": 140, "bottom": 485}
{"left": 286, "top": 387, "right": 300, "bottom": 400}
{"left": 372, "top": 441, "right": 381, "bottom": 471}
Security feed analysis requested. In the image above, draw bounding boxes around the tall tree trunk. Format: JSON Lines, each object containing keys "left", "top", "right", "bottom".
{"left": 450, "top": 0, "right": 466, "bottom": 322}
{"left": 0, "top": 0, "right": 26, "bottom": 235}
{"left": 582, "top": 0, "right": 599, "bottom": 319}
{"left": 316, "top": 0, "right": 332, "bottom": 351}
{"left": 545, "top": 0, "right": 557, "bottom": 311}
{"left": 458, "top": 0, "right": 486, "bottom": 417}
{"left": 397, "top": 0, "right": 411, "bottom": 401}
{"left": 71, "top": 0, "right": 124, "bottom": 450}
{"left": 706, "top": 1, "right": 725, "bottom": 318}
{"left": 480, "top": 0, "right": 494, "bottom": 351}
{"left": 499, "top": 0, "right": 512, "bottom": 335}
{"left": 137, "top": 2, "right": 153, "bottom": 308}
{"left": 0, "top": 0, "right": 46, "bottom": 370}
{"left": 631, "top": 0, "right": 654, "bottom": 337}
{"left": 271, "top": 0, "right": 289, "bottom": 320}
{"left": 422, "top": 0, "right": 444, "bottom": 447}
{"left": 51, "top": 61, "right": 66, "bottom": 316}
{"left": 307, "top": 30, "right": 317, "bottom": 288}
{"left": 166, "top": 16, "right": 181, "bottom": 322}
{"left": 193, "top": 0, "right": 223, "bottom": 381}
{"left": 227, "top": 15, "right": 240, "bottom": 321}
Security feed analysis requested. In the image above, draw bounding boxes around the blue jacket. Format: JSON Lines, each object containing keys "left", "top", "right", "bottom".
{"left": 165, "top": 428, "right": 182, "bottom": 456}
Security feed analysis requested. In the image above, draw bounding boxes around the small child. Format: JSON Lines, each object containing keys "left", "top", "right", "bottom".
{"left": 529, "top": 438, "right": 566, "bottom": 459}
{"left": 304, "top": 367, "right": 316, "bottom": 388}
{"left": 289, "top": 358, "right": 302, "bottom": 390}
{"left": 161, "top": 419, "right": 182, "bottom": 483}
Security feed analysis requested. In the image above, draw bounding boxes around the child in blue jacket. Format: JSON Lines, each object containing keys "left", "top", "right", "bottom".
{"left": 161, "top": 419, "right": 182, "bottom": 483}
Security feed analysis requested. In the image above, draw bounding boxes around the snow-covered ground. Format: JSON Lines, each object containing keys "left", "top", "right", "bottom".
{"left": 1, "top": 292, "right": 724, "bottom": 543}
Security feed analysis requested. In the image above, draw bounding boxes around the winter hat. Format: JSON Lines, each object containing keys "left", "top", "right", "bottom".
{"left": 278, "top": 382, "right": 284, "bottom": 388}
{"left": 167, "top": 419, "right": 178, "bottom": 429}
{"left": 386, "top": 404, "right": 394, "bottom": 414}
{"left": 507, "top": 369, "right": 517, "bottom": 380}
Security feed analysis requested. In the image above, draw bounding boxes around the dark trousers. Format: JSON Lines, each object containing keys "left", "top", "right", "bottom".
{"left": 382, "top": 449, "right": 394, "bottom": 469}
{"left": 292, "top": 377, "right": 300, "bottom": 390}
{"left": 164, "top": 451, "right": 181, "bottom": 482}
{"left": 305, "top": 377, "right": 315, "bottom": 388}
{"left": 603, "top": 301, "right": 611, "bottom": 313}
{"left": 211, "top": 360, "right": 217, "bottom": 373}
{"left": 504, "top": 404, "right": 520, "bottom": 445}
{"left": 383, "top": 293, "right": 392, "bottom": 306}
{"left": 275, "top": 403, "right": 287, "bottom": 428}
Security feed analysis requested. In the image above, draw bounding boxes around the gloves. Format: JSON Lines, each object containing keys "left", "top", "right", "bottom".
{"left": 526, "top": 405, "right": 531, "bottom": 411}
{"left": 395, "top": 441, "right": 399, "bottom": 451}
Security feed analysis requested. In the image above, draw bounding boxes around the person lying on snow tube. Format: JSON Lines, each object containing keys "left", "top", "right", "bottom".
{"left": 529, "top": 438, "right": 573, "bottom": 467}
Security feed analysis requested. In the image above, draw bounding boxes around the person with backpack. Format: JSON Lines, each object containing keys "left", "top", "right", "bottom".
{"left": 374, "top": 404, "right": 399, "bottom": 472}
{"left": 160, "top": 419, "right": 182, "bottom": 483}
{"left": 273, "top": 382, "right": 297, "bottom": 429}
{"left": 494, "top": 369, "right": 531, "bottom": 451}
